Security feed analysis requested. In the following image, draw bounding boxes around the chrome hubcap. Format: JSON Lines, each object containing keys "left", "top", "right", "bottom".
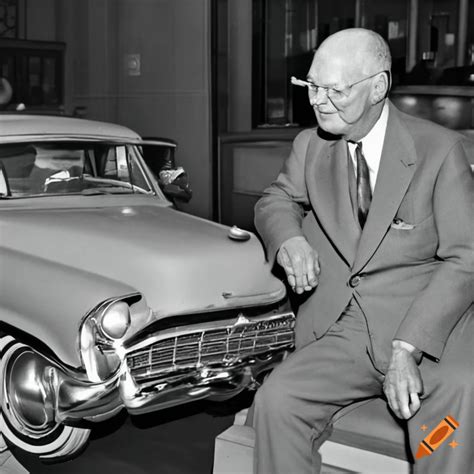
{"left": 4, "top": 347, "right": 58, "bottom": 436}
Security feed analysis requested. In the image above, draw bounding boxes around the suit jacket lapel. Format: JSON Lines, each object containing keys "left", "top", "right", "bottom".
{"left": 307, "top": 135, "right": 360, "bottom": 267}
{"left": 353, "top": 103, "right": 417, "bottom": 273}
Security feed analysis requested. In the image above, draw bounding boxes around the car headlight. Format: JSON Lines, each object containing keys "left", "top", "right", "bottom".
{"left": 99, "top": 301, "right": 131, "bottom": 339}
{"left": 79, "top": 293, "right": 149, "bottom": 382}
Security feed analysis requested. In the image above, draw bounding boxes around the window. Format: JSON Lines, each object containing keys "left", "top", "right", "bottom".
{"left": 0, "top": 39, "right": 64, "bottom": 110}
{"left": 251, "top": 0, "right": 472, "bottom": 128}
{"left": 253, "top": 0, "right": 320, "bottom": 127}
{"left": 0, "top": 142, "right": 152, "bottom": 197}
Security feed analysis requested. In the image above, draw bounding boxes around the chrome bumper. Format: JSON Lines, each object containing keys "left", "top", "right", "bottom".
{"left": 40, "top": 311, "right": 295, "bottom": 424}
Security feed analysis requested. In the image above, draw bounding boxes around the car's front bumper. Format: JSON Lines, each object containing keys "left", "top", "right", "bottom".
{"left": 7, "top": 310, "right": 295, "bottom": 427}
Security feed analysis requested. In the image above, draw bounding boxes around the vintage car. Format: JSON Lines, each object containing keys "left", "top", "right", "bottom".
{"left": 0, "top": 113, "right": 295, "bottom": 462}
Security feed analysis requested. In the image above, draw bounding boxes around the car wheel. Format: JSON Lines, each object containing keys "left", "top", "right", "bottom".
{"left": 0, "top": 335, "right": 91, "bottom": 461}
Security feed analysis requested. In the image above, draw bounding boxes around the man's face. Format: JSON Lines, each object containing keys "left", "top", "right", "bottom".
{"left": 306, "top": 54, "right": 374, "bottom": 138}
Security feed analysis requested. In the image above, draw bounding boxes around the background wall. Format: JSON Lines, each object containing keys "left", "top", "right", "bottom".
{"left": 23, "top": 0, "right": 213, "bottom": 219}
{"left": 24, "top": 0, "right": 57, "bottom": 40}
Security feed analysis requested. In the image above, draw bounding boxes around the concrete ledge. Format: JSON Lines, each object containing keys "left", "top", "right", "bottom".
{"left": 214, "top": 425, "right": 254, "bottom": 474}
{"left": 213, "top": 418, "right": 412, "bottom": 474}
{"left": 0, "top": 451, "right": 29, "bottom": 474}
{"left": 319, "top": 440, "right": 410, "bottom": 474}
{"left": 0, "top": 434, "right": 28, "bottom": 474}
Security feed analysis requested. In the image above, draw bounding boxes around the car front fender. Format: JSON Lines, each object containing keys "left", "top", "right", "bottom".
{"left": 0, "top": 247, "right": 138, "bottom": 367}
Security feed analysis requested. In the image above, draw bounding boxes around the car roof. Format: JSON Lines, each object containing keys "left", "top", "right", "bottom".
{"left": 0, "top": 113, "right": 143, "bottom": 144}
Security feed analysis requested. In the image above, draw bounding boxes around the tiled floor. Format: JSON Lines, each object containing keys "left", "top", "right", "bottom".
{"left": 6, "top": 401, "right": 234, "bottom": 474}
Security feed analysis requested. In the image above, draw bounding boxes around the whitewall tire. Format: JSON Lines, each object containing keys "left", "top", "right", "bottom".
{"left": 0, "top": 335, "right": 90, "bottom": 461}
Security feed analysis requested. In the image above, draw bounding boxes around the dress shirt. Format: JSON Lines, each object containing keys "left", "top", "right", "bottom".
{"left": 347, "top": 101, "right": 389, "bottom": 193}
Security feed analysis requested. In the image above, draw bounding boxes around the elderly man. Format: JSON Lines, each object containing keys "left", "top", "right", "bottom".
{"left": 253, "top": 28, "right": 473, "bottom": 474}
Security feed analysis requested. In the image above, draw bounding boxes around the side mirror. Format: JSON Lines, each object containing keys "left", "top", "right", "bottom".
{"left": 0, "top": 161, "right": 10, "bottom": 196}
{"left": 162, "top": 183, "right": 192, "bottom": 202}
{"left": 139, "top": 139, "right": 192, "bottom": 203}
{"left": 160, "top": 168, "right": 192, "bottom": 203}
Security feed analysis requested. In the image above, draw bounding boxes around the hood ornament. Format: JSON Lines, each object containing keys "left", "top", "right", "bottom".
{"left": 234, "top": 314, "right": 251, "bottom": 326}
{"left": 228, "top": 225, "right": 251, "bottom": 241}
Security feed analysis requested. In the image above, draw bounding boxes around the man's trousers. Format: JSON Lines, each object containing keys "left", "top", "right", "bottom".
{"left": 253, "top": 303, "right": 474, "bottom": 474}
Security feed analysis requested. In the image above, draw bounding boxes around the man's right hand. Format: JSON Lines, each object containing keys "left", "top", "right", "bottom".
{"left": 276, "top": 236, "right": 320, "bottom": 294}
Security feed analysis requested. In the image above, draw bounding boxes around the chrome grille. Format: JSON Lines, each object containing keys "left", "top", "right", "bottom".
{"left": 126, "top": 313, "right": 295, "bottom": 381}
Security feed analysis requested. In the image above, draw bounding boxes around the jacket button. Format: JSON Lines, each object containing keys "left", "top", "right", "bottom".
{"left": 349, "top": 275, "right": 361, "bottom": 288}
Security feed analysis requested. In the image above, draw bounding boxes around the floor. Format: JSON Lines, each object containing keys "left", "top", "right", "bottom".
{"left": 6, "top": 400, "right": 237, "bottom": 474}
{"left": 1, "top": 394, "right": 383, "bottom": 474}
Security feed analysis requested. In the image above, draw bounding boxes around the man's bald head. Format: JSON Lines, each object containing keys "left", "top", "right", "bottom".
{"left": 306, "top": 28, "right": 391, "bottom": 140}
{"left": 315, "top": 28, "right": 391, "bottom": 79}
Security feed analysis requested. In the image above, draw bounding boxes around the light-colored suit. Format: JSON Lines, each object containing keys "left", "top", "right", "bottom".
{"left": 253, "top": 101, "right": 474, "bottom": 473}
{"left": 256, "top": 101, "right": 473, "bottom": 368}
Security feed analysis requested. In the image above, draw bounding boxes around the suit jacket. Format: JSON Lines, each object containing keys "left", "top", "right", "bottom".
{"left": 255, "top": 101, "right": 474, "bottom": 371}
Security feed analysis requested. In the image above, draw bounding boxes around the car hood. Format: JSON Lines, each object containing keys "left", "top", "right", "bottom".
{"left": 0, "top": 202, "right": 284, "bottom": 319}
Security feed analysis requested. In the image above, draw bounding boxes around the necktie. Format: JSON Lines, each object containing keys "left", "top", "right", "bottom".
{"left": 355, "top": 142, "right": 372, "bottom": 228}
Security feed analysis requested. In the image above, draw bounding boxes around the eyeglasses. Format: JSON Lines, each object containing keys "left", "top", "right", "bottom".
{"left": 290, "top": 70, "right": 389, "bottom": 103}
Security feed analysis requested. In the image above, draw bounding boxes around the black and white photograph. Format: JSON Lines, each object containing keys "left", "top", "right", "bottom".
{"left": 0, "top": 1, "right": 473, "bottom": 473}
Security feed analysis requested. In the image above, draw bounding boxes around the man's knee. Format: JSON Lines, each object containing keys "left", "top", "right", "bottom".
{"left": 254, "top": 369, "right": 292, "bottom": 416}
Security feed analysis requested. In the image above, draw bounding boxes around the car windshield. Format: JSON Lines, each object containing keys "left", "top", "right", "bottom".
{"left": 0, "top": 142, "right": 153, "bottom": 198}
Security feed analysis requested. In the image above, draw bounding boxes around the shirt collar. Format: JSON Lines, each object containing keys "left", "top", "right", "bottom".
{"left": 347, "top": 101, "right": 389, "bottom": 172}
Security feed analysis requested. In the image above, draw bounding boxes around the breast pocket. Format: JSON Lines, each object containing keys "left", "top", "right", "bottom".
{"left": 388, "top": 213, "right": 438, "bottom": 261}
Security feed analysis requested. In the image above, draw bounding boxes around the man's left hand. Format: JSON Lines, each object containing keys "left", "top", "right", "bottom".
{"left": 383, "top": 340, "right": 423, "bottom": 420}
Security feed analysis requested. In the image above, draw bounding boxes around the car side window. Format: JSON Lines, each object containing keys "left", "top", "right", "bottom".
{"left": 103, "top": 146, "right": 129, "bottom": 181}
